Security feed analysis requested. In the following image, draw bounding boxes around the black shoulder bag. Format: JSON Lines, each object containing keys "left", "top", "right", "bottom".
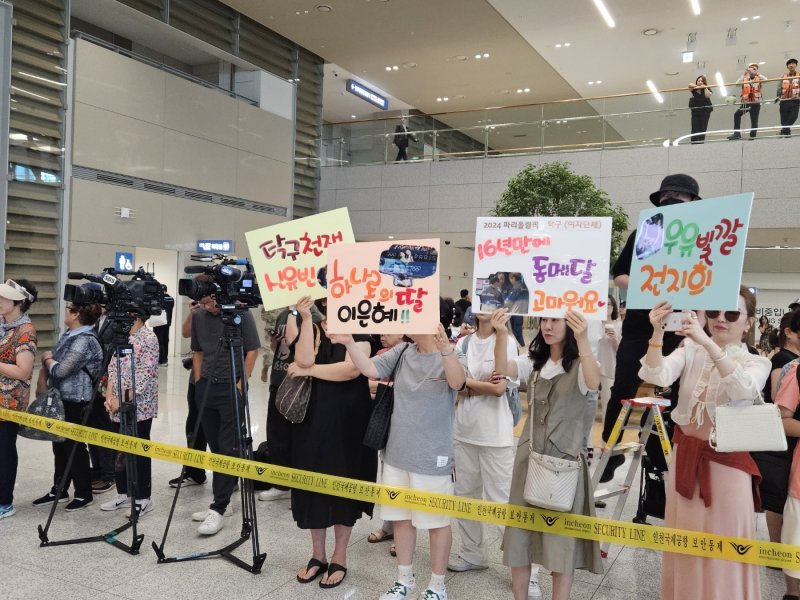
{"left": 363, "top": 344, "right": 409, "bottom": 451}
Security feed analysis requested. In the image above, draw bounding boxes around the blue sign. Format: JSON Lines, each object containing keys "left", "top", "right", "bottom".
{"left": 115, "top": 251, "right": 134, "bottom": 274}
{"left": 197, "top": 239, "right": 234, "bottom": 253}
{"left": 346, "top": 79, "right": 388, "bottom": 110}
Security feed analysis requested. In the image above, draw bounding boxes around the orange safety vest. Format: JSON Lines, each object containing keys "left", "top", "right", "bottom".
{"left": 741, "top": 76, "right": 763, "bottom": 103}
{"left": 780, "top": 72, "right": 800, "bottom": 99}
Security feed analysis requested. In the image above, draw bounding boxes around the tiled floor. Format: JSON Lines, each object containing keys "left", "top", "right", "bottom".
{"left": 0, "top": 360, "right": 787, "bottom": 600}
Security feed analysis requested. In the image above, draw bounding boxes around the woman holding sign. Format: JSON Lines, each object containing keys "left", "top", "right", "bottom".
{"left": 333, "top": 323, "right": 466, "bottom": 600}
{"left": 639, "top": 286, "right": 769, "bottom": 600}
{"left": 492, "top": 308, "right": 603, "bottom": 600}
{"left": 284, "top": 296, "right": 377, "bottom": 589}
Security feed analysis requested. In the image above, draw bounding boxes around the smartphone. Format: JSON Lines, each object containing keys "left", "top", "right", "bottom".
{"left": 661, "top": 312, "right": 685, "bottom": 332}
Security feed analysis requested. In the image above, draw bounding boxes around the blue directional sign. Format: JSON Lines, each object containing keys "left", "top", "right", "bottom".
{"left": 197, "top": 239, "right": 234, "bottom": 253}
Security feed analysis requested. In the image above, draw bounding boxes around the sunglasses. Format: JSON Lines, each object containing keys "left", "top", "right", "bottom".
{"left": 705, "top": 310, "right": 742, "bottom": 322}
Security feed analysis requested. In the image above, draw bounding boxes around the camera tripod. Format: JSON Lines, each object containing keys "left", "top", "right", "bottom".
{"left": 38, "top": 312, "right": 145, "bottom": 555}
{"left": 152, "top": 307, "right": 265, "bottom": 574}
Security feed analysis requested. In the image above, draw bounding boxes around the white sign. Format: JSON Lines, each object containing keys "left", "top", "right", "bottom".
{"left": 472, "top": 216, "right": 612, "bottom": 320}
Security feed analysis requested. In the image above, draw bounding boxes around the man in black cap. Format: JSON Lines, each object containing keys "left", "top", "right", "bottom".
{"left": 790, "top": 299, "right": 800, "bottom": 311}
{"left": 600, "top": 174, "right": 702, "bottom": 482}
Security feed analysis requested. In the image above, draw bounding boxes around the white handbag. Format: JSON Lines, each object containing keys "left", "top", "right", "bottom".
{"left": 709, "top": 403, "right": 787, "bottom": 453}
{"left": 522, "top": 373, "right": 581, "bottom": 512}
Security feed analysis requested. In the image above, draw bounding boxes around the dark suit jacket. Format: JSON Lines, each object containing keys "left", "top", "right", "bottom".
{"left": 393, "top": 125, "right": 416, "bottom": 148}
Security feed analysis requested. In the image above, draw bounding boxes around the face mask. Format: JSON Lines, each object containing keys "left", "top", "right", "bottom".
{"left": 659, "top": 197, "right": 686, "bottom": 207}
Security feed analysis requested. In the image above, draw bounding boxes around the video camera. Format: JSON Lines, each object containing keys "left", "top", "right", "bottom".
{"left": 64, "top": 267, "right": 166, "bottom": 316}
{"left": 179, "top": 254, "right": 262, "bottom": 309}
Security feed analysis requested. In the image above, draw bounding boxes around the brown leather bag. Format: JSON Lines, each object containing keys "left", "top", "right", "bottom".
{"left": 275, "top": 325, "right": 320, "bottom": 424}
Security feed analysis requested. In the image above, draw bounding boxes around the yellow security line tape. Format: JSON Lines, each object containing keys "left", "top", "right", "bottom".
{"left": 3, "top": 406, "right": 798, "bottom": 569}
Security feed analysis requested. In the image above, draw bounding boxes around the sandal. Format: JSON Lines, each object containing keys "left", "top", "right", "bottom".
{"left": 368, "top": 528, "right": 393, "bottom": 543}
{"left": 297, "top": 558, "right": 328, "bottom": 584}
{"left": 319, "top": 562, "right": 347, "bottom": 589}
{"left": 389, "top": 542, "right": 396, "bottom": 557}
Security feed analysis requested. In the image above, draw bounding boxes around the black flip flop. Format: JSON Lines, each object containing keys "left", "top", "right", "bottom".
{"left": 297, "top": 558, "right": 328, "bottom": 584}
{"left": 319, "top": 562, "right": 347, "bottom": 589}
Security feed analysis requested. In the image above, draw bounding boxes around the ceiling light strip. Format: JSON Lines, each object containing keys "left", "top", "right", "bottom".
{"left": 715, "top": 72, "right": 728, "bottom": 97}
{"left": 689, "top": 0, "right": 701, "bottom": 16}
{"left": 646, "top": 80, "right": 664, "bottom": 103}
{"left": 591, "top": 0, "right": 616, "bottom": 28}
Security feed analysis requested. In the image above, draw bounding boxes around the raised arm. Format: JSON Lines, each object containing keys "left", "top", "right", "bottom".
{"left": 434, "top": 324, "right": 466, "bottom": 390}
{"left": 490, "top": 309, "right": 519, "bottom": 378}
{"left": 566, "top": 310, "right": 600, "bottom": 391}
{"left": 293, "top": 297, "right": 317, "bottom": 368}
{"left": 329, "top": 333, "right": 380, "bottom": 379}
{"left": 288, "top": 341, "right": 371, "bottom": 382}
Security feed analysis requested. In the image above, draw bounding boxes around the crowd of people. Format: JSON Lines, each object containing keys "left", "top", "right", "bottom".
{"left": 2, "top": 172, "right": 800, "bottom": 600}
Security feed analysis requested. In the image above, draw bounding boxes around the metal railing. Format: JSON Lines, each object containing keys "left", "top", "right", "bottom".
{"left": 311, "top": 79, "right": 799, "bottom": 166}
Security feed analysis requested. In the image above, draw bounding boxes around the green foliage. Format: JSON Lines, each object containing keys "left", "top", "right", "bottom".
{"left": 492, "top": 161, "right": 630, "bottom": 263}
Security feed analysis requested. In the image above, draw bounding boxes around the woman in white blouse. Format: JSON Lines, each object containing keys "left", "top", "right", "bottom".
{"left": 639, "top": 286, "right": 770, "bottom": 600}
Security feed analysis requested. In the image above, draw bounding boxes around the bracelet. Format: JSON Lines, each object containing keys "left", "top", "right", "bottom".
{"left": 441, "top": 349, "right": 455, "bottom": 357}
{"left": 648, "top": 341, "right": 663, "bottom": 348}
{"left": 712, "top": 351, "right": 727, "bottom": 363}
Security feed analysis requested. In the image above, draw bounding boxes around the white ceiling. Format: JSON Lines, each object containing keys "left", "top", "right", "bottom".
{"left": 220, "top": 0, "right": 800, "bottom": 124}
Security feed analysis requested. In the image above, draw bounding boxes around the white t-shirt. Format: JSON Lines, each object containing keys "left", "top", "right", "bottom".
{"left": 454, "top": 333, "right": 519, "bottom": 447}
{"left": 512, "top": 354, "right": 595, "bottom": 397}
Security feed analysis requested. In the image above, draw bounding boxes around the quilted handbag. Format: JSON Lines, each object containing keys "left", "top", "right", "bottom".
{"left": 522, "top": 373, "right": 581, "bottom": 512}
{"left": 18, "top": 387, "right": 66, "bottom": 442}
{"left": 363, "top": 344, "right": 409, "bottom": 451}
{"left": 275, "top": 325, "right": 320, "bottom": 424}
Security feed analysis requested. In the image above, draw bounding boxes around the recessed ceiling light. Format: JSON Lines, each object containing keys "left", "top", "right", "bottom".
{"left": 564, "top": 42, "right": 571, "bottom": 47}
{"left": 740, "top": 17, "right": 748, "bottom": 21}
{"left": 385, "top": 66, "right": 392, "bottom": 71}
{"left": 689, "top": 0, "right": 701, "bottom": 15}
{"left": 642, "top": 28, "right": 659, "bottom": 36}
{"left": 392, "top": 65, "right": 399, "bottom": 70}
{"left": 588, "top": 81, "right": 594, "bottom": 85}
{"left": 443, "top": 96, "right": 449, "bottom": 101}
{"left": 351, "top": 115, "right": 357, "bottom": 119}
{"left": 388, "top": 236, "right": 394, "bottom": 240}
{"left": 436, "top": 97, "right": 442, "bottom": 102}
{"left": 759, "top": 61, "right": 766, "bottom": 65}
{"left": 516, "top": 88, "right": 523, "bottom": 93}
{"left": 475, "top": 54, "right": 482, "bottom": 59}
{"left": 316, "top": 4, "right": 332, "bottom": 11}
{"left": 555, "top": 44, "right": 562, "bottom": 48}
{"left": 753, "top": 15, "right": 760, "bottom": 19}
{"left": 524, "top": 87, "right": 530, "bottom": 92}
{"left": 483, "top": 53, "right": 490, "bottom": 58}
{"left": 595, "top": 80, "right": 602, "bottom": 84}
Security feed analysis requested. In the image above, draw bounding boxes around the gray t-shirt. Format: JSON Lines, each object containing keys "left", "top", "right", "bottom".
{"left": 373, "top": 343, "right": 467, "bottom": 476}
{"left": 191, "top": 309, "right": 261, "bottom": 379}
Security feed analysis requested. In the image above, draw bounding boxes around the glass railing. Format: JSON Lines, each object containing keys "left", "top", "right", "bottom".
{"left": 311, "top": 81, "right": 798, "bottom": 166}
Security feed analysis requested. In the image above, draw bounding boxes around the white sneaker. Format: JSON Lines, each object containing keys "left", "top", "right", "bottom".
{"left": 447, "top": 555, "right": 488, "bottom": 572}
{"left": 379, "top": 580, "right": 417, "bottom": 600}
{"left": 191, "top": 506, "right": 234, "bottom": 521}
{"left": 126, "top": 498, "right": 153, "bottom": 519}
{"left": 100, "top": 494, "right": 130, "bottom": 511}
{"left": 197, "top": 510, "right": 225, "bottom": 535}
{"left": 528, "top": 579, "right": 543, "bottom": 600}
{"left": 421, "top": 588, "right": 447, "bottom": 600}
{"left": 257, "top": 488, "right": 290, "bottom": 501}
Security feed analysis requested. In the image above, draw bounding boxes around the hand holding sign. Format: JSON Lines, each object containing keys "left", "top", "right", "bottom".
{"left": 490, "top": 308, "right": 511, "bottom": 338}
{"left": 295, "top": 296, "right": 314, "bottom": 320}
{"left": 565, "top": 309, "right": 589, "bottom": 340}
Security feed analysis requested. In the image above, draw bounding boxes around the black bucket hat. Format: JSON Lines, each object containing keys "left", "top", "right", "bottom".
{"left": 648, "top": 174, "right": 701, "bottom": 206}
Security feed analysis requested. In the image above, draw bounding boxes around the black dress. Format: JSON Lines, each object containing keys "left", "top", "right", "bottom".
{"left": 290, "top": 331, "right": 377, "bottom": 529}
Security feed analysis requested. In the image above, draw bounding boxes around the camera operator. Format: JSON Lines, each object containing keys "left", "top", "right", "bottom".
{"left": 190, "top": 284, "right": 260, "bottom": 535}
{"left": 101, "top": 309, "right": 159, "bottom": 517}
{"left": 33, "top": 298, "right": 104, "bottom": 511}
{"left": 168, "top": 294, "right": 209, "bottom": 488}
